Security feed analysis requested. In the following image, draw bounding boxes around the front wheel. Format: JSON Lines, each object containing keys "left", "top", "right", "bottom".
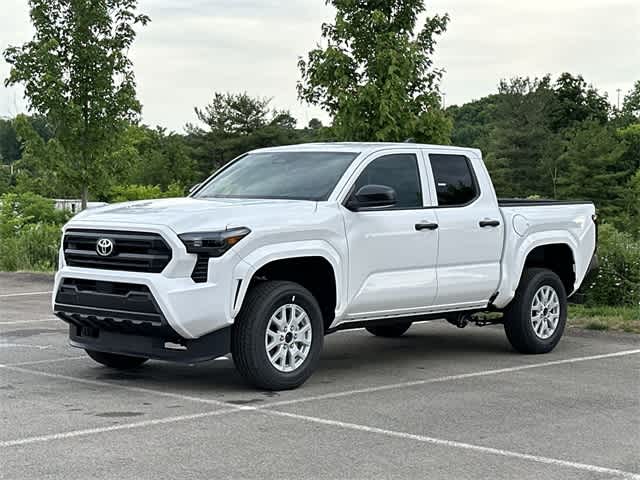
{"left": 85, "top": 350, "right": 148, "bottom": 369}
{"left": 503, "top": 268, "right": 567, "bottom": 354}
{"left": 231, "top": 281, "right": 324, "bottom": 390}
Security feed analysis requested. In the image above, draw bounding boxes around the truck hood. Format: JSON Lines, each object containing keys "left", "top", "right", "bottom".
{"left": 66, "top": 197, "right": 318, "bottom": 233}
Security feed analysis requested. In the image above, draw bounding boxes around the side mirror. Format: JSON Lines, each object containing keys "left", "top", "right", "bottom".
{"left": 347, "top": 184, "right": 397, "bottom": 211}
{"left": 189, "top": 183, "right": 201, "bottom": 195}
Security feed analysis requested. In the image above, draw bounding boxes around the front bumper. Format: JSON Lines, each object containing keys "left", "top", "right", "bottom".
{"left": 54, "top": 277, "right": 232, "bottom": 362}
{"left": 53, "top": 222, "right": 246, "bottom": 360}
{"left": 66, "top": 324, "right": 231, "bottom": 363}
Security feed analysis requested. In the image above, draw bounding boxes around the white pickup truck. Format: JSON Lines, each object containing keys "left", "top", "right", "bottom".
{"left": 53, "top": 143, "right": 597, "bottom": 390}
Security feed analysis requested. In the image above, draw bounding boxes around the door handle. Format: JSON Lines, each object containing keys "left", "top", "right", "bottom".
{"left": 479, "top": 219, "right": 501, "bottom": 227}
{"left": 415, "top": 222, "right": 439, "bottom": 231}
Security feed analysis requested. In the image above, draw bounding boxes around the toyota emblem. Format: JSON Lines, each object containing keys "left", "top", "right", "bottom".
{"left": 96, "top": 238, "right": 115, "bottom": 257}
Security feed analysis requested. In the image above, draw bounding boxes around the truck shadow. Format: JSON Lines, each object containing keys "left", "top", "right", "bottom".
{"left": 91, "top": 323, "right": 514, "bottom": 395}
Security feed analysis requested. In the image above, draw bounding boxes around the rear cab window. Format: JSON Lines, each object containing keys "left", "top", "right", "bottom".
{"left": 428, "top": 154, "right": 479, "bottom": 207}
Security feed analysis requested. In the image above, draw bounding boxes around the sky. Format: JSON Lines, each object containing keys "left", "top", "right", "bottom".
{"left": 1, "top": 0, "right": 638, "bottom": 133}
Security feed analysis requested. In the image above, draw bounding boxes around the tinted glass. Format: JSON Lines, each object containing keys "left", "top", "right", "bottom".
{"left": 429, "top": 154, "right": 478, "bottom": 206}
{"left": 353, "top": 154, "right": 422, "bottom": 208}
{"left": 195, "top": 151, "right": 359, "bottom": 201}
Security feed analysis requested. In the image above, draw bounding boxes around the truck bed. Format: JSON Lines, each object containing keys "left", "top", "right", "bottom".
{"left": 498, "top": 198, "right": 594, "bottom": 207}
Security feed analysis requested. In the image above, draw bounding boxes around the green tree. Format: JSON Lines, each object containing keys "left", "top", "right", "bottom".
{"left": 124, "top": 126, "right": 199, "bottom": 190}
{"left": 298, "top": 0, "right": 451, "bottom": 143}
{"left": 3, "top": 0, "right": 149, "bottom": 208}
{"left": 187, "top": 93, "right": 315, "bottom": 175}
{"left": 620, "top": 81, "right": 640, "bottom": 125}
{"left": 192, "top": 92, "right": 272, "bottom": 137}
{"left": 447, "top": 95, "right": 498, "bottom": 151}
{"left": 10, "top": 114, "right": 70, "bottom": 197}
{"left": 0, "top": 118, "right": 21, "bottom": 164}
{"left": 486, "top": 77, "right": 557, "bottom": 197}
{"left": 557, "top": 122, "right": 629, "bottom": 224}
{"left": 307, "top": 118, "right": 324, "bottom": 130}
{"left": 0, "top": 115, "right": 52, "bottom": 165}
{"left": 550, "top": 73, "right": 610, "bottom": 131}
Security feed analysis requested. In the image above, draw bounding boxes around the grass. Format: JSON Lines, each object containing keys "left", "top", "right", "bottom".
{"left": 568, "top": 304, "right": 640, "bottom": 334}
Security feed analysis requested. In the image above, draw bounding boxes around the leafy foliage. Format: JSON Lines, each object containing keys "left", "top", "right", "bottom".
{"left": 620, "top": 80, "right": 640, "bottom": 125}
{"left": 485, "top": 77, "right": 557, "bottom": 197}
{"left": 550, "top": 73, "right": 610, "bottom": 131}
{"left": 107, "top": 183, "right": 185, "bottom": 203}
{"left": 110, "top": 125, "right": 199, "bottom": 192}
{"left": 3, "top": 0, "right": 149, "bottom": 208}
{"left": 186, "top": 92, "right": 325, "bottom": 175}
{"left": 0, "top": 192, "right": 70, "bottom": 271}
{"left": 193, "top": 93, "right": 272, "bottom": 137}
{"left": 298, "top": 0, "right": 451, "bottom": 143}
{"left": 449, "top": 73, "right": 639, "bottom": 235}
{"left": 581, "top": 224, "right": 640, "bottom": 308}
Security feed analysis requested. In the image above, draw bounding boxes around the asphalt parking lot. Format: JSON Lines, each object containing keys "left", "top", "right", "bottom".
{"left": 1, "top": 272, "right": 639, "bottom": 480}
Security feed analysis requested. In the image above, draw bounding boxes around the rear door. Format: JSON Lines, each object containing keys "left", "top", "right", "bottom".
{"left": 424, "top": 152, "right": 503, "bottom": 308}
{"left": 341, "top": 149, "right": 439, "bottom": 320}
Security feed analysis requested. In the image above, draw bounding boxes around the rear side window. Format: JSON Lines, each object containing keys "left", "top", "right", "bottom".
{"left": 353, "top": 154, "right": 422, "bottom": 208}
{"left": 429, "top": 154, "right": 478, "bottom": 206}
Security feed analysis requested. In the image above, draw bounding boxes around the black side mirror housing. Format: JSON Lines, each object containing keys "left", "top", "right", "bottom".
{"left": 347, "top": 184, "right": 397, "bottom": 211}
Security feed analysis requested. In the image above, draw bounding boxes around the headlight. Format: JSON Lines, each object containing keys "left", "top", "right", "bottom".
{"left": 178, "top": 227, "right": 251, "bottom": 257}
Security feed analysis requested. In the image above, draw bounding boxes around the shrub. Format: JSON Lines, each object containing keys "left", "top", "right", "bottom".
{"left": 0, "top": 191, "right": 69, "bottom": 237}
{"left": 0, "top": 192, "right": 69, "bottom": 272}
{"left": 581, "top": 224, "right": 640, "bottom": 307}
{"left": 107, "top": 182, "right": 185, "bottom": 202}
{"left": 0, "top": 223, "right": 62, "bottom": 271}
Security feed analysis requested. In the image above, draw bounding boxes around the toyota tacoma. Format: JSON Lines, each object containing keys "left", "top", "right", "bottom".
{"left": 53, "top": 143, "right": 598, "bottom": 390}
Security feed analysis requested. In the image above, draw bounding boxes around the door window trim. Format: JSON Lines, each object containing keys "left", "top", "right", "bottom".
{"left": 339, "top": 150, "right": 430, "bottom": 211}
{"left": 424, "top": 153, "right": 482, "bottom": 209}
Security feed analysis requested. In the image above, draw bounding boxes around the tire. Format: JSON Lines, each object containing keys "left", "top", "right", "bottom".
{"left": 231, "top": 281, "right": 324, "bottom": 391}
{"left": 503, "top": 268, "right": 567, "bottom": 354}
{"left": 366, "top": 322, "right": 412, "bottom": 337}
{"left": 85, "top": 350, "right": 148, "bottom": 369}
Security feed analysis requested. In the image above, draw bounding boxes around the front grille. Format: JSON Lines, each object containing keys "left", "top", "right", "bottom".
{"left": 64, "top": 229, "right": 172, "bottom": 273}
{"left": 54, "top": 278, "right": 178, "bottom": 338}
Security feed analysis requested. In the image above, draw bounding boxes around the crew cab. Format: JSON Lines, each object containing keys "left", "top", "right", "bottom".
{"left": 53, "top": 143, "right": 597, "bottom": 390}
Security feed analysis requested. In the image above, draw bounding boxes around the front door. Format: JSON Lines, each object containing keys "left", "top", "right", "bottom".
{"left": 341, "top": 151, "right": 439, "bottom": 319}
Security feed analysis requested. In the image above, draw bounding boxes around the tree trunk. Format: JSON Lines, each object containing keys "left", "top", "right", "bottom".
{"left": 81, "top": 184, "right": 88, "bottom": 210}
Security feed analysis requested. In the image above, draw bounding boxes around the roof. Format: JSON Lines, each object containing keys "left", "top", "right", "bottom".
{"left": 251, "top": 142, "right": 480, "bottom": 156}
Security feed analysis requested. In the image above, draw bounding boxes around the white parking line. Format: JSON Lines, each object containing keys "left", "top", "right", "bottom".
{"left": 0, "top": 343, "right": 51, "bottom": 350}
{"left": 266, "top": 348, "right": 640, "bottom": 408}
{"left": 2, "top": 349, "right": 638, "bottom": 407}
{"left": 265, "top": 409, "right": 640, "bottom": 479}
{"left": 0, "top": 364, "right": 237, "bottom": 407}
{"left": 0, "top": 409, "right": 238, "bottom": 448}
{"left": 4, "top": 356, "right": 86, "bottom": 367}
{"left": 2, "top": 355, "right": 639, "bottom": 478}
{"left": 0, "top": 318, "right": 61, "bottom": 325}
{"left": 0, "top": 291, "right": 52, "bottom": 298}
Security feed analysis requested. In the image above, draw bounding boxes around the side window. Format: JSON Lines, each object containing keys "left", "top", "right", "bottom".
{"left": 429, "top": 154, "right": 479, "bottom": 207}
{"left": 353, "top": 154, "right": 422, "bottom": 208}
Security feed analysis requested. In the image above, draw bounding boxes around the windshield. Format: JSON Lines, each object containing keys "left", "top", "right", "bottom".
{"left": 194, "top": 151, "right": 359, "bottom": 201}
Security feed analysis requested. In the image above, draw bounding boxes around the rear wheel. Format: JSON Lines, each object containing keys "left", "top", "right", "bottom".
{"left": 85, "top": 350, "right": 148, "bottom": 369}
{"left": 503, "top": 268, "right": 567, "bottom": 354}
{"left": 366, "top": 322, "right": 412, "bottom": 338}
{"left": 231, "top": 281, "right": 324, "bottom": 390}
